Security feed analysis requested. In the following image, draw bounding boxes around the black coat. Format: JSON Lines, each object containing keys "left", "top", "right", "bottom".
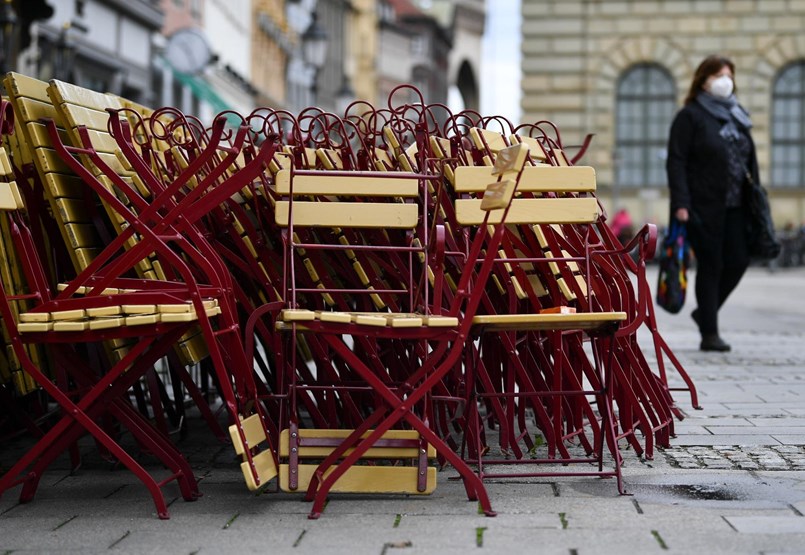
{"left": 666, "top": 100, "right": 759, "bottom": 244}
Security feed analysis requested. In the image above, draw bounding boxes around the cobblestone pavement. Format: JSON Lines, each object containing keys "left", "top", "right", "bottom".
{"left": 1, "top": 266, "right": 805, "bottom": 554}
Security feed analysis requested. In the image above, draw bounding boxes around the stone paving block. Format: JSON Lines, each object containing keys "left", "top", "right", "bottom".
{"left": 708, "top": 426, "right": 805, "bottom": 435}
{"left": 670, "top": 434, "right": 781, "bottom": 446}
{"left": 772, "top": 435, "right": 805, "bottom": 446}
{"left": 724, "top": 515, "right": 805, "bottom": 534}
{"left": 736, "top": 420, "right": 805, "bottom": 428}
{"left": 681, "top": 417, "right": 754, "bottom": 427}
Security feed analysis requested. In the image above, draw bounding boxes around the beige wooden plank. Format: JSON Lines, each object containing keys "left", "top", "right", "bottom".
{"left": 453, "top": 165, "right": 596, "bottom": 193}
{"left": 316, "top": 311, "right": 352, "bottom": 324}
{"left": 279, "top": 428, "right": 435, "bottom": 458}
{"left": 229, "top": 413, "right": 269, "bottom": 456}
{"left": 88, "top": 317, "right": 125, "bottom": 330}
{"left": 18, "top": 322, "right": 53, "bottom": 333}
{"left": 423, "top": 316, "right": 459, "bottom": 327}
{"left": 54, "top": 198, "right": 93, "bottom": 223}
{"left": 470, "top": 127, "right": 509, "bottom": 152}
{"left": 53, "top": 320, "right": 90, "bottom": 332}
{"left": 279, "top": 464, "right": 436, "bottom": 494}
{"left": 32, "top": 146, "right": 74, "bottom": 174}
{"left": 275, "top": 169, "right": 419, "bottom": 196}
{"left": 15, "top": 96, "right": 57, "bottom": 124}
{"left": 0, "top": 182, "right": 18, "bottom": 211}
{"left": 50, "top": 309, "right": 86, "bottom": 321}
{"left": 64, "top": 223, "right": 102, "bottom": 249}
{"left": 49, "top": 80, "right": 122, "bottom": 114}
{"left": 125, "top": 314, "right": 159, "bottom": 326}
{"left": 509, "top": 134, "right": 550, "bottom": 162}
{"left": 316, "top": 148, "right": 343, "bottom": 170}
{"left": 18, "top": 312, "right": 51, "bottom": 323}
{"left": 471, "top": 311, "right": 626, "bottom": 331}
{"left": 275, "top": 201, "right": 418, "bottom": 228}
{"left": 44, "top": 173, "right": 87, "bottom": 199}
{"left": 5, "top": 72, "right": 49, "bottom": 101}
{"left": 455, "top": 197, "right": 599, "bottom": 225}
{"left": 239, "top": 450, "right": 278, "bottom": 491}
{"left": 86, "top": 305, "right": 123, "bottom": 317}
{"left": 280, "top": 309, "right": 316, "bottom": 322}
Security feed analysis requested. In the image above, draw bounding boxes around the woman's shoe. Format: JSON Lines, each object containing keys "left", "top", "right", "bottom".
{"left": 700, "top": 334, "right": 731, "bottom": 352}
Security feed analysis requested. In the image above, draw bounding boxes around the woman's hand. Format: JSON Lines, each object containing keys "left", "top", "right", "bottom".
{"left": 675, "top": 207, "right": 689, "bottom": 222}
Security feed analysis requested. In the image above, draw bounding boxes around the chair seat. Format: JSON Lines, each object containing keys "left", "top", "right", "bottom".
{"left": 471, "top": 311, "right": 626, "bottom": 332}
{"left": 277, "top": 309, "right": 458, "bottom": 329}
{"left": 17, "top": 301, "right": 221, "bottom": 333}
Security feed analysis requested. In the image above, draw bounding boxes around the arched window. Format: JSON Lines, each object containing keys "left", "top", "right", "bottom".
{"left": 771, "top": 61, "right": 805, "bottom": 187}
{"left": 615, "top": 64, "right": 676, "bottom": 188}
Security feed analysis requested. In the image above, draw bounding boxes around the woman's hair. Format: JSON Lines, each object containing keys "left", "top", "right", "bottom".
{"left": 684, "top": 54, "right": 736, "bottom": 105}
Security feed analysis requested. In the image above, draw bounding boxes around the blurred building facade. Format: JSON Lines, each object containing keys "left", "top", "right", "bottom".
{"left": 6, "top": 1, "right": 485, "bottom": 129}
{"left": 14, "top": 0, "right": 162, "bottom": 104}
{"left": 521, "top": 0, "right": 805, "bottom": 228}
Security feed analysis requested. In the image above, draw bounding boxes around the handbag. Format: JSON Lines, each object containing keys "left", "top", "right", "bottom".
{"left": 656, "top": 219, "right": 689, "bottom": 314}
{"left": 744, "top": 173, "right": 781, "bottom": 260}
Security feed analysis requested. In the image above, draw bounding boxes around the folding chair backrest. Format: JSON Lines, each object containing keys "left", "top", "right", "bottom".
{"left": 274, "top": 168, "right": 422, "bottom": 310}
{"left": 3, "top": 72, "right": 105, "bottom": 272}
{"left": 0, "top": 143, "right": 43, "bottom": 395}
{"left": 453, "top": 165, "right": 599, "bottom": 225}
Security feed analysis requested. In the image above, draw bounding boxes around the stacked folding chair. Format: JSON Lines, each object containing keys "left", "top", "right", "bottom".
{"left": 0, "top": 75, "right": 700, "bottom": 519}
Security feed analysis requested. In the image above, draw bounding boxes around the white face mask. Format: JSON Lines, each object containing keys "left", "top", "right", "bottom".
{"left": 709, "top": 75, "right": 734, "bottom": 98}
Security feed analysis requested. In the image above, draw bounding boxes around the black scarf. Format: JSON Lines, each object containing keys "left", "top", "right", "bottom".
{"left": 695, "top": 92, "right": 753, "bottom": 141}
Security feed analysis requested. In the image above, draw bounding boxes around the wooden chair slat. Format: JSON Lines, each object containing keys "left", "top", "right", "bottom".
{"left": 275, "top": 170, "right": 419, "bottom": 196}
{"left": 455, "top": 197, "right": 600, "bottom": 225}
{"left": 275, "top": 201, "right": 418, "bottom": 228}
{"left": 453, "top": 165, "right": 596, "bottom": 193}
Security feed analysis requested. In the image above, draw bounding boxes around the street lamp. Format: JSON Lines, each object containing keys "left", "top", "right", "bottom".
{"left": 301, "top": 11, "right": 328, "bottom": 101}
{"left": 0, "top": 0, "right": 17, "bottom": 74}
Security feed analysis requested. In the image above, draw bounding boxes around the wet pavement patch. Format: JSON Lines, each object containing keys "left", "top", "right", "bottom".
{"left": 656, "top": 483, "right": 746, "bottom": 501}
{"left": 569, "top": 472, "right": 805, "bottom": 510}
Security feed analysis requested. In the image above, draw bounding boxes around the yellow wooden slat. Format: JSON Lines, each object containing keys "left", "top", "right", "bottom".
{"left": 86, "top": 306, "right": 123, "bottom": 317}
{"left": 229, "top": 413, "right": 268, "bottom": 456}
{"left": 52, "top": 320, "right": 90, "bottom": 332}
{"left": 275, "top": 201, "right": 418, "bottom": 229}
{"left": 64, "top": 223, "right": 102, "bottom": 249}
{"left": 279, "top": 465, "right": 436, "bottom": 494}
{"left": 453, "top": 165, "right": 597, "bottom": 193}
{"left": 455, "top": 197, "right": 600, "bottom": 225}
{"left": 470, "top": 127, "right": 509, "bottom": 153}
{"left": 50, "top": 309, "right": 86, "bottom": 321}
{"left": 0, "top": 182, "right": 19, "bottom": 211}
{"left": 18, "top": 312, "right": 51, "bottom": 323}
{"left": 239, "top": 450, "right": 278, "bottom": 491}
{"left": 17, "top": 322, "right": 53, "bottom": 333}
{"left": 44, "top": 173, "right": 87, "bottom": 198}
{"left": 275, "top": 170, "right": 419, "bottom": 196}
{"left": 471, "top": 311, "right": 626, "bottom": 331}
{"left": 125, "top": 314, "right": 160, "bottom": 326}
{"left": 509, "top": 134, "right": 550, "bottom": 162}
{"left": 279, "top": 428, "right": 435, "bottom": 458}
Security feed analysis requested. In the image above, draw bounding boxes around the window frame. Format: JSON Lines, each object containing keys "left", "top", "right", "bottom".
{"left": 614, "top": 63, "right": 676, "bottom": 189}
{"left": 771, "top": 61, "right": 805, "bottom": 188}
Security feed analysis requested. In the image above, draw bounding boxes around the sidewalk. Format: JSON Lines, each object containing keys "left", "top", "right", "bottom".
{"left": 2, "top": 266, "right": 805, "bottom": 554}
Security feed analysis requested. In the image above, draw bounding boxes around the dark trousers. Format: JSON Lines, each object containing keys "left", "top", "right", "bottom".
{"left": 691, "top": 207, "right": 750, "bottom": 336}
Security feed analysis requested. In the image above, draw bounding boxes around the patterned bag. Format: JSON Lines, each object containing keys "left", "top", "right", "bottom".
{"left": 656, "top": 220, "right": 689, "bottom": 314}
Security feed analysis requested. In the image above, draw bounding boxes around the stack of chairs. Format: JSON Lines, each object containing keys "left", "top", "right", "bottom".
{"left": 0, "top": 76, "right": 699, "bottom": 519}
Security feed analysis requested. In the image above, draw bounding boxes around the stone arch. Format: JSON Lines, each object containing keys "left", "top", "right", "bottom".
{"left": 454, "top": 59, "right": 479, "bottom": 112}
{"left": 595, "top": 36, "right": 691, "bottom": 109}
{"left": 754, "top": 34, "right": 805, "bottom": 105}
{"left": 587, "top": 36, "right": 690, "bottom": 177}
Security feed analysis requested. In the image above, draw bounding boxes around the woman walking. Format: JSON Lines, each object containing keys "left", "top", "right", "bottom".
{"left": 666, "top": 54, "right": 757, "bottom": 352}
